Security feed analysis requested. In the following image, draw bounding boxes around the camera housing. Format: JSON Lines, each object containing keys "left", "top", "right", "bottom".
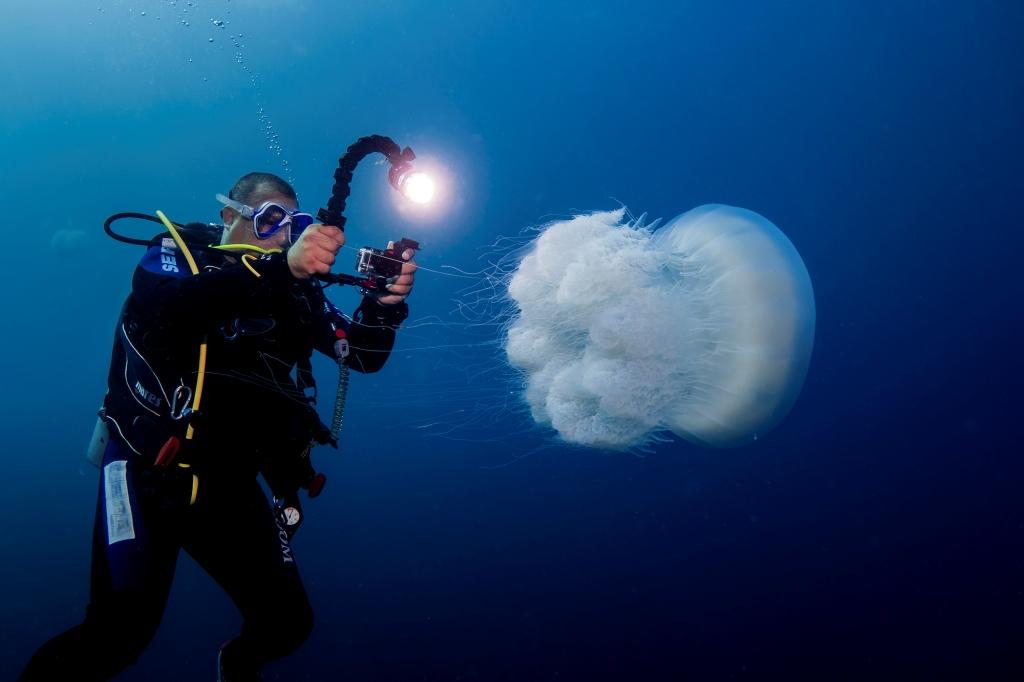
{"left": 356, "top": 237, "right": 420, "bottom": 292}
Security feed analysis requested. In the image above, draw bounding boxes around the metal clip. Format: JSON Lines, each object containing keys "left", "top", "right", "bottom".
{"left": 170, "top": 385, "right": 193, "bottom": 420}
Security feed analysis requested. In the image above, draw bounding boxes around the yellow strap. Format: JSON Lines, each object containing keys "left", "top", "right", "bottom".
{"left": 176, "top": 463, "right": 198, "bottom": 505}
{"left": 155, "top": 210, "right": 206, "bottom": 441}
{"left": 216, "top": 243, "right": 282, "bottom": 278}
{"left": 185, "top": 342, "right": 207, "bottom": 440}
{"left": 214, "top": 243, "right": 283, "bottom": 255}
{"left": 155, "top": 210, "right": 199, "bottom": 275}
{"left": 241, "top": 253, "right": 262, "bottom": 278}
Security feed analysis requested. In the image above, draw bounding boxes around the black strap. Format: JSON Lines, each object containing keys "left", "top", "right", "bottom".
{"left": 296, "top": 352, "right": 317, "bottom": 404}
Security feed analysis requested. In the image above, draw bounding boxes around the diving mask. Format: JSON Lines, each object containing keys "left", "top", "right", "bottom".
{"left": 216, "top": 193, "right": 315, "bottom": 242}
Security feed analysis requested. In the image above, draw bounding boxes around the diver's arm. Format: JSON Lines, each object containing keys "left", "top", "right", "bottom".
{"left": 311, "top": 296, "right": 407, "bottom": 373}
{"left": 312, "top": 248, "right": 415, "bottom": 372}
{"left": 348, "top": 297, "right": 408, "bottom": 373}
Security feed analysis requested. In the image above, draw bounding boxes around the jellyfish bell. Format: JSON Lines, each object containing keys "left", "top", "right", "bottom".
{"left": 504, "top": 204, "right": 815, "bottom": 450}
{"left": 652, "top": 204, "right": 815, "bottom": 448}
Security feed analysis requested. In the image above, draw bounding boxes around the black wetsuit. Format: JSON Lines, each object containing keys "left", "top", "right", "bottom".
{"left": 20, "top": 228, "right": 407, "bottom": 681}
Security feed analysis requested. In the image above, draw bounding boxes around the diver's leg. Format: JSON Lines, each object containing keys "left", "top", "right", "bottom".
{"left": 18, "top": 447, "right": 181, "bottom": 681}
{"left": 184, "top": 477, "right": 313, "bottom": 681}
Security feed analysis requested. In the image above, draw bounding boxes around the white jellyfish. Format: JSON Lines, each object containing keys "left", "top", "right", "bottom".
{"left": 504, "top": 204, "right": 815, "bottom": 450}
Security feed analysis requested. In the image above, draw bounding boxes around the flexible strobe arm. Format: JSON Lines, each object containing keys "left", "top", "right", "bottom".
{"left": 317, "top": 134, "right": 415, "bottom": 230}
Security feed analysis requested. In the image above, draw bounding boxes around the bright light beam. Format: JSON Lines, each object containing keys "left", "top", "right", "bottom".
{"left": 401, "top": 171, "right": 435, "bottom": 204}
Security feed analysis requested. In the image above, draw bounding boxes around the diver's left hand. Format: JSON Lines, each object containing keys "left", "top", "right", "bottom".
{"left": 378, "top": 243, "right": 417, "bottom": 306}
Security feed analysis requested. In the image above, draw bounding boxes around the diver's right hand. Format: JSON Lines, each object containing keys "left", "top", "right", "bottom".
{"left": 287, "top": 224, "right": 345, "bottom": 279}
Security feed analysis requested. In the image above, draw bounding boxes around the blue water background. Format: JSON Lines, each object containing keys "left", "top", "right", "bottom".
{"left": 1, "top": 1, "right": 1021, "bottom": 679}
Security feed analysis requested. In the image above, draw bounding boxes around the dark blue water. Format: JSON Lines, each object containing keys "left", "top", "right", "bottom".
{"left": 2, "top": 1, "right": 1021, "bottom": 680}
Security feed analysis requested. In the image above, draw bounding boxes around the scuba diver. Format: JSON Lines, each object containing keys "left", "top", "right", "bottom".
{"left": 19, "top": 172, "right": 417, "bottom": 681}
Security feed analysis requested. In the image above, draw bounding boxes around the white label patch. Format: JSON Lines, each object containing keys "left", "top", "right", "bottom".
{"left": 104, "top": 460, "right": 136, "bottom": 545}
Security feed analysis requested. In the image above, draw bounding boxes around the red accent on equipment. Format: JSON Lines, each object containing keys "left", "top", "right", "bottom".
{"left": 154, "top": 436, "right": 181, "bottom": 467}
{"left": 308, "top": 472, "right": 327, "bottom": 498}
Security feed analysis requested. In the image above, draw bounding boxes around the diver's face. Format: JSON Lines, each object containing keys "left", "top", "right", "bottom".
{"left": 220, "top": 192, "right": 299, "bottom": 249}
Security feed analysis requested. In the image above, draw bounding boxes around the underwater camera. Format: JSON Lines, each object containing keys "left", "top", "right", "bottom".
{"left": 355, "top": 237, "right": 421, "bottom": 293}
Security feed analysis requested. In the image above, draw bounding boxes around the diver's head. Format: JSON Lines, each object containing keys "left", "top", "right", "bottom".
{"left": 218, "top": 172, "right": 313, "bottom": 249}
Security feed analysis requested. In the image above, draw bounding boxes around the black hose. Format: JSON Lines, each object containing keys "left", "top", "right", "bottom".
{"left": 103, "top": 212, "right": 228, "bottom": 259}
{"left": 103, "top": 212, "right": 177, "bottom": 246}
